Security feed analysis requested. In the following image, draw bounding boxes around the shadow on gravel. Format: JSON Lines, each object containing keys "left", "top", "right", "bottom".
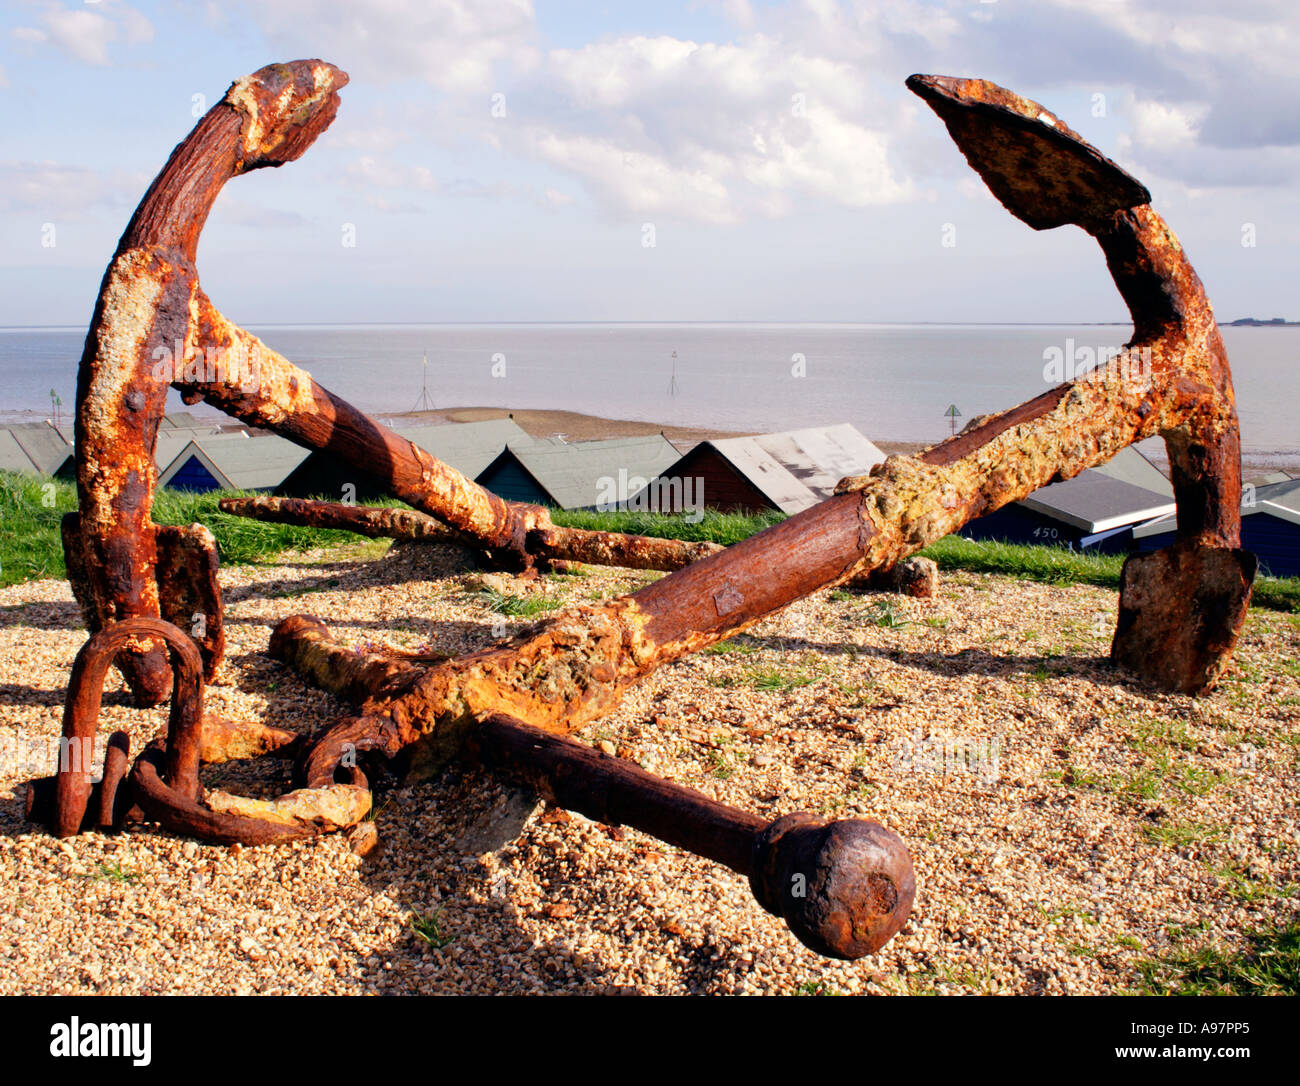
{"left": 0, "top": 600, "right": 84, "bottom": 631}
{"left": 351, "top": 764, "right": 629, "bottom": 995}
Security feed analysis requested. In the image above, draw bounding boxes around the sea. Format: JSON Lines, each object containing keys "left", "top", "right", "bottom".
{"left": 2, "top": 322, "right": 1295, "bottom": 466}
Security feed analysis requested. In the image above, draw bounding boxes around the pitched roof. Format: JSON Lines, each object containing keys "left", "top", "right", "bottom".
{"left": 0, "top": 429, "right": 37, "bottom": 473}
{"left": 157, "top": 434, "right": 310, "bottom": 491}
{"left": 697, "top": 424, "right": 887, "bottom": 514}
{"left": 1246, "top": 470, "right": 1295, "bottom": 488}
{"left": 1019, "top": 473, "right": 1175, "bottom": 534}
{"left": 1134, "top": 477, "right": 1300, "bottom": 538}
{"left": 480, "top": 434, "right": 681, "bottom": 510}
{"left": 153, "top": 428, "right": 249, "bottom": 471}
{"left": 1090, "top": 446, "right": 1172, "bottom": 496}
{"left": 392, "top": 418, "right": 536, "bottom": 479}
{"left": 158, "top": 412, "right": 211, "bottom": 431}
{"left": 4, "top": 422, "right": 73, "bottom": 475}
{"left": 1257, "top": 477, "right": 1300, "bottom": 514}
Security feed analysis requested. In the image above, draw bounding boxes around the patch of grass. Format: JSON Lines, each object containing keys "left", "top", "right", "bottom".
{"left": 712, "top": 662, "right": 824, "bottom": 691}
{"left": 1038, "top": 902, "right": 1099, "bottom": 925}
{"left": 477, "top": 587, "right": 563, "bottom": 617}
{"left": 919, "top": 534, "right": 1125, "bottom": 588}
{"left": 0, "top": 472, "right": 395, "bottom": 585}
{"left": 1122, "top": 752, "right": 1221, "bottom": 802}
{"left": 88, "top": 861, "right": 139, "bottom": 884}
{"left": 1125, "top": 715, "right": 1199, "bottom": 754}
{"left": 1207, "top": 861, "right": 1289, "bottom": 903}
{"left": 1142, "top": 820, "right": 1227, "bottom": 850}
{"left": 792, "top": 979, "right": 842, "bottom": 996}
{"left": 1254, "top": 576, "right": 1300, "bottom": 613}
{"left": 1133, "top": 920, "right": 1300, "bottom": 995}
{"left": 409, "top": 907, "right": 455, "bottom": 949}
{"left": 864, "top": 600, "right": 911, "bottom": 628}
{"left": 0, "top": 472, "right": 74, "bottom": 585}
{"left": 700, "top": 636, "right": 759, "bottom": 656}
{"left": 707, "top": 749, "right": 735, "bottom": 780}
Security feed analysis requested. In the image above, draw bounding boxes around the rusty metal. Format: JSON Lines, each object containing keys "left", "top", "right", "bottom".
{"left": 220, "top": 495, "right": 726, "bottom": 573}
{"left": 854, "top": 555, "right": 939, "bottom": 598}
{"left": 219, "top": 496, "right": 475, "bottom": 546}
{"left": 49, "top": 63, "right": 1260, "bottom": 961}
{"left": 904, "top": 74, "right": 1252, "bottom": 692}
{"left": 468, "top": 713, "right": 914, "bottom": 960}
{"left": 42, "top": 618, "right": 203, "bottom": 837}
{"left": 28, "top": 616, "right": 366, "bottom": 844}
{"left": 25, "top": 729, "right": 134, "bottom": 832}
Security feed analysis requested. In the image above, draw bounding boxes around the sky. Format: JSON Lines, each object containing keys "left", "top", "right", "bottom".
{"left": 1, "top": 0, "right": 1297, "bottom": 325}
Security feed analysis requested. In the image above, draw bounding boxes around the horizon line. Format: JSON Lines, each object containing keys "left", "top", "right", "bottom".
{"left": 0, "top": 319, "right": 1144, "bottom": 332}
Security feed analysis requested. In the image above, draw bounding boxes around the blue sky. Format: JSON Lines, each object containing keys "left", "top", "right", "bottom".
{"left": 1, "top": 0, "right": 1297, "bottom": 325}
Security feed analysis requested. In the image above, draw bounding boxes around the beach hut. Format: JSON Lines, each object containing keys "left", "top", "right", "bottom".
{"left": 0, "top": 429, "right": 38, "bottom": 474}
{"left": 1, "top": 422, "right": 74, "bottom": 478}
{"left": 651, "top": 424, "right": 887, "bottom": 515}
{"left": 157, "top": 434, "right": 309, "bottom": 493}
{"left": 1134, "top": 477, "right": 1300, "bottom": 577}
{"left": 960, "top": 447, "right": 1175, "bottom": 553}
{"left": 277, "top": 417, "right": 534, "bottom": 501}
{"left": 476, "top": 434, "right": 681, "bottom": 511}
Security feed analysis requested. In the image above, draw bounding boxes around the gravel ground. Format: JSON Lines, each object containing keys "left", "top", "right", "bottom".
{"left": 1, "top": 540, "right": 1296, "bottom": 995}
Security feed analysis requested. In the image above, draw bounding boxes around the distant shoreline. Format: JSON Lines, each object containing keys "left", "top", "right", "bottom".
{"left": 7, "top": 318, "right": 1290, "bottom": 332}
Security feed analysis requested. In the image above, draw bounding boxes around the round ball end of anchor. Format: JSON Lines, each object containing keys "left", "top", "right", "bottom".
{"left": 750, "top": 814, "right": 915, "bottom": 960}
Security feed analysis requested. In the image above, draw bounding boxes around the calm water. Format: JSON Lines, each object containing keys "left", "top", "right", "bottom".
{"left": 2, "top": 323, "right": 1296, "bottom": 461}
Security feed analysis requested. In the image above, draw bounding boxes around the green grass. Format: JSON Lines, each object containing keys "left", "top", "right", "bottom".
{"left": 409, "top": 907, "right": 455, "bottom": 949}
{"left": 87, "top": 861, "right": 139, "bottom": 884}
{"left": 700, "top": 636, "right": 760, "bottom": 656}
{"left": 706, "top": 748, "right": 735, "bottom": 780}
{"left": 1142, "top": 820, "right": 1227, "bottom": 850}
{"left": 4, "top": 472, "right": 1298, "bottom": 613}
{"left": 864, "top": 599, "right": 911, "bottom": 628}
{"left": 477, "top": 587, "right": 564, "bottom": 617}
{"left": 1206, "top": 861, "right": 1290, "bottom": 904}
{"left": 711, "top": 663, "right": 823, "bottom": 691}
{"left": 549, "top": 507, "right": 784, "bottom": 545}
{"left": 0, "top": 472, "right": 386, "bottom": 586}
{"left": 919, "top": 533, "right": 1126, "bottom": 587}
{"left": 1133, "top": 920, "right": 1300, "bottom": 995}
{"left": 792, "top": 979, "right": 843, "bottom": 996}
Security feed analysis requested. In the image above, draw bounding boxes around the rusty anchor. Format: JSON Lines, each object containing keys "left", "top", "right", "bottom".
{"left": 38, "top": 62, "right": 1255, "bottom": 962}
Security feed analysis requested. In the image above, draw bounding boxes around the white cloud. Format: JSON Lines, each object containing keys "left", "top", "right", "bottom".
{"left": 238, "top": 0, "right": 1300, "bottom": 222}
{"left": 501, "top": 33, "right": 913, "bottom": 223}
{"left": 241, "top": 0, "right": 539, "bottom": 94}
{"left": 1126, "top": 99, "right": 1208, "bottom": 153}
{"left": 10, "top": 2, "right": 153, "bottom": 67}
